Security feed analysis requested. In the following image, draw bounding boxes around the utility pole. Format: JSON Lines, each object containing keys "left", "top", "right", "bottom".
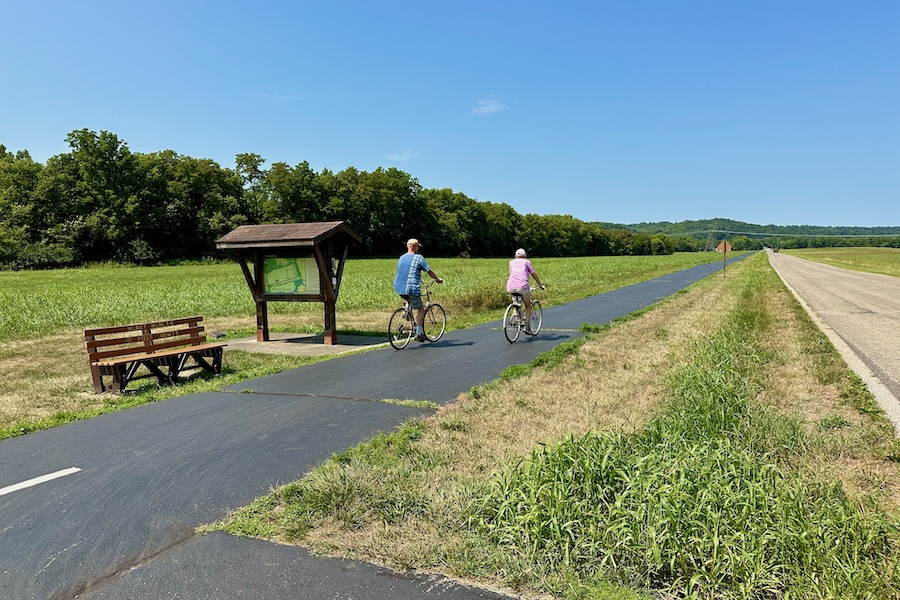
{"left": 704, "top": 221, "right": 718, "bottom": 252}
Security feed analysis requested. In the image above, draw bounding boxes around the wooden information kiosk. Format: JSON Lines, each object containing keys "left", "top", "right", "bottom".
{"left": 215, "top": 221, "right": 362, "bottom": 344}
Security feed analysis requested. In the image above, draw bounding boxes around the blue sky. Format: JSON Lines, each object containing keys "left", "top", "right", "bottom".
{"left": 2, "top": 1, "right": 898, "bottom": 227}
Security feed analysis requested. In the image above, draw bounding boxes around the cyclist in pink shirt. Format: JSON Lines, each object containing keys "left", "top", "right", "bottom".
{"left": 506, "top": 248, "right": 544, "bottom": 334}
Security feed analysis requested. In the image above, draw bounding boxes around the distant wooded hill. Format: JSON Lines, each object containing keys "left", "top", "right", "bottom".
{"left": 588, "top": 218, "right": 900, "bottom": 252}
{"left": 596, "top": 218, "right": 900, "bottom": 239}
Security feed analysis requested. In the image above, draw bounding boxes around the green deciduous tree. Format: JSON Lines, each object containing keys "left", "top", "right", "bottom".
{"left": 30, "top": 129, "right": 139, "bottom": 263}
{"left": 264, "top": 161, "right": 326, "bottom": 224}
{"left": 0, "top": 146, "right": 47, "bottom": 266}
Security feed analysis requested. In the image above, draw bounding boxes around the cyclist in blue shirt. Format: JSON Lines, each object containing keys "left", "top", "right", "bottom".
{"left": 393, "top": 238, "right": 443, "bottom": 341}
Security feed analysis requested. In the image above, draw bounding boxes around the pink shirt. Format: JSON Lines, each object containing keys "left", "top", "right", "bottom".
{"left": 507, "top": 258, "right": 535, "bottom": 291}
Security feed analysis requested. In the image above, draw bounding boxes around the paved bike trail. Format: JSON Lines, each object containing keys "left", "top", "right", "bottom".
{"left": 0, "top": 257, "right": 741, "bottom": 600}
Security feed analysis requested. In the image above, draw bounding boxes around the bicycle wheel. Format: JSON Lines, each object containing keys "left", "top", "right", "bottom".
{"left": 423, "top": 303, "right": 446, "bottom": 342}
{"left": 529, "top": 300, "right": 543, "bottom": 335}
{"left": 503, "top": 303, "right": 521, "bottom": 343}
{"left": 388, "top": 307, "right": 413, "bottom": 349}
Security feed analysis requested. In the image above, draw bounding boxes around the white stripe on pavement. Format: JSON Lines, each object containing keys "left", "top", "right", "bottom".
{"left": 0, "top": 467, "right": 82, "bottom": 497}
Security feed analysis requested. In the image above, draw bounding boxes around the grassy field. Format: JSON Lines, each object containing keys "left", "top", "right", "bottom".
{"left": 0, "top": 252, "right": 722, "bottom": 439}
{"left": 0, "top": 253, "right": 724, "bottom": 339}
{"left": 784, "top": 247, "right": 900, "bottom": 278}
{"left": 206, "top": 252, "right": 900, "bottom": 599}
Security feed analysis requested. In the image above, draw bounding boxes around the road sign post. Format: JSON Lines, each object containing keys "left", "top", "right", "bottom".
{"left": 716, "top": 240, "right": 732, "bottom": 276}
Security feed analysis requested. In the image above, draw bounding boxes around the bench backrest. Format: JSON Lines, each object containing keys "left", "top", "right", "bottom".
{"left": 84, "top": 316, "right": 210, "bottom": 363}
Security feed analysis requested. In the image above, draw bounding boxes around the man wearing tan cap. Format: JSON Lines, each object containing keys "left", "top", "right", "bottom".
{"left": 393, "top": 238, "right": 443, "bottom": 341}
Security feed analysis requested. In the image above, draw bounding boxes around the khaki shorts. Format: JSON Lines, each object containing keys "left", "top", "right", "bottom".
{"left": 508, "top": 288, "right": 531, "bottom": 304}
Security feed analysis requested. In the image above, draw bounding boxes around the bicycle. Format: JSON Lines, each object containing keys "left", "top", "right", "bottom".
{"left": 388, "top": 281, "right": 447, "bottom": 349}
{"left": 503, "top": 287, "right": 543, "bottom": 343}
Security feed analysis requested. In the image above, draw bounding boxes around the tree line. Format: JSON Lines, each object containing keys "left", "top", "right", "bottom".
{"left": 0, "top": 129, "right": 680, "bottom": 269}
{"left": 622, "top": 218, "right": 900, "bottom": 251}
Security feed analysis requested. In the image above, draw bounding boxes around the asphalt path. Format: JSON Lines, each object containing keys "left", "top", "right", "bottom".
{"left": 0, "top": 257, "right": 741, "bottom": 600}
{"left": 767, "top": 250, "right": 900, "bottom": 429}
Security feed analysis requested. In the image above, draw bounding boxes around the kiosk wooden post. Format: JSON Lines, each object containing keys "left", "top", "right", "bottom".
{"left": 216, "top": 221, "right": 362, "bottom": 345}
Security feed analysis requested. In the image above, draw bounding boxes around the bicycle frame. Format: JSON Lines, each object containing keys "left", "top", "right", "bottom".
{"left": 389, "top": 281, "right": 446, "bottom": 349}
{"left": 504, "top": 287, "right": 543, "bottom": 343}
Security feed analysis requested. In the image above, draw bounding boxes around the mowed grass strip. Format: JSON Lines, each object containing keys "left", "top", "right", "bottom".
{"left": 206, "top": 252, "right": 900, "bottom": 599}
{"left": 0, "top": 253, "right": 721, "bottom": 439}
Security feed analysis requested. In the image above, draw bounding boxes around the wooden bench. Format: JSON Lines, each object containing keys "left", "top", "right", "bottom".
{"left": 84, "top": 316, "right": 226, "bottom": 394}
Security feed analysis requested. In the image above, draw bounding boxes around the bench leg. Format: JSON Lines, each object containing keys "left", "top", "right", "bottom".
{"left": 110, "top": 364, "right": 128, "bottom": 393}
{"left": 92, "top": 349, "right": 224, "bottom": 394}
{"left": 174, "top": 353, "right": 190, "bottom": 379}
{"left": 143, "top": 359, "right": 175, "bottom": 386}
{"left": 189, "top": 354, "right": 213, "bottom": 373}
{"left": 180, "top": 348, "right": 224, "bottom": 376}
{"left": 90, "top": 365, "right": 105, "bottom": 394}
{"left": 96, "top": 349, "right": 225, "bottom": 394}
{"left": 111, "top": 361, "right": 145, "bottom": 393}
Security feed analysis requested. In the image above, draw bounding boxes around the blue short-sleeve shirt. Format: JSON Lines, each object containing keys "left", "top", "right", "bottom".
{"left": 393, "top": 253, "right": 430, "bottom": 295}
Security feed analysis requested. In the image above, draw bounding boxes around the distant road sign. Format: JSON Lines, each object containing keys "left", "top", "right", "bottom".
{"left": 717, "top": 240, "right": 732, "bottom": 253}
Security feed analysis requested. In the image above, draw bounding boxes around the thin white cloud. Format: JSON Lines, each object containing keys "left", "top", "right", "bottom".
{"left": 385, "top": 151, "right": 419, "bottom": 162}
{"left": 259, "top": 93, "right": 303, "bottom": 102}
{"left": 471, "top": 97, "right": 508, "bottom": 115}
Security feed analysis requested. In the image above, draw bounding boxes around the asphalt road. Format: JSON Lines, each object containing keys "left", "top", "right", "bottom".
{"left": 768, "top": 250, "right": 900, "bottom": 428}
{"left": 0, "top": 257, "right": 740, "bottom": 600}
